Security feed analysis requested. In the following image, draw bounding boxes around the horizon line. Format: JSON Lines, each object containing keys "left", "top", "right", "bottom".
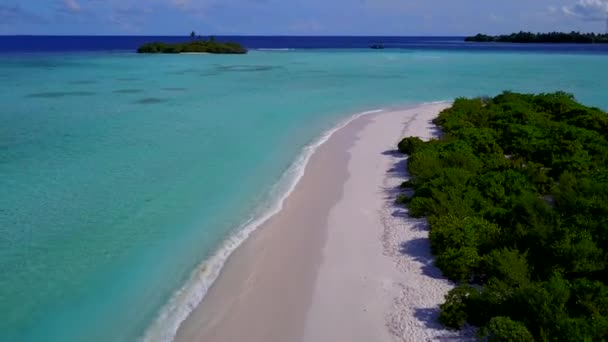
{"left": 0, "top": 34, "right": 470, "bottom": 37}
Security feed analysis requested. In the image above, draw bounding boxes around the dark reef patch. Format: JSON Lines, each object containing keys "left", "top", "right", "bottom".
{"left": 134, "top": 97, "right": 165, "bottom": 104}
{"left": 167, "top": 68, "right": 200, "bottom": 75}
{"left": 113, "top": 89, "right": 144, "bottom": 94}
{"left": 26, "top": 91, "right": 96, "bottom": 98}
{"left": 68, "top": 80, "right": 97, "bottom": 85}
{"left": 199, "top": 71, "right": 221, "bottom": 77}
{"left": 216, "top": 65, "right": 277, "bottom": 72}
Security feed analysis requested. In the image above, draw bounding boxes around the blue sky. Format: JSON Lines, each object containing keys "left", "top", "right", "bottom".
{"left": 1, "top": 0, "right": 607, "bottom": 35}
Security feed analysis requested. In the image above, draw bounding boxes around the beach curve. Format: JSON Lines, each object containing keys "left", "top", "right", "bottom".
{"left": 142, "top": 108, "right": 384, "bottom": 342}
{"left": 166, "top": 102, "right": 474, "bottom": 342}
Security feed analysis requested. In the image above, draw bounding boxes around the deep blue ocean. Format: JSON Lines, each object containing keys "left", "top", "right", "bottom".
{"left": 1, "top": 36, "right": 608, "bottom": 342}
{"left": 3, "top": 35, "right": 608, "bottom": 53}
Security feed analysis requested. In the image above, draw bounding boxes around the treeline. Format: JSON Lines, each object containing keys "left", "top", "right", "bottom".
{"left": 137, "top": 40, "right": 247, "bottom": 54}
{"left": 465, "top": 31, "right": 608, "bottom": 43}
{"left": 397, "top": 92, "right": 608, "bottom": 341}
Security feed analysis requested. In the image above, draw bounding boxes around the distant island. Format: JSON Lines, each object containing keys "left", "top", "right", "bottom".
{"left": 465, "top": 31, "right": 608, "bottom": 44}
{"left": 137, "top": 35, "right": 247, "bottom": 54}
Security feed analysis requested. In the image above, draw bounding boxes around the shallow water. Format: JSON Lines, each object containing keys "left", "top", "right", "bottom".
{"left": 1, "top": 49, "right": 607, "bottom": 342}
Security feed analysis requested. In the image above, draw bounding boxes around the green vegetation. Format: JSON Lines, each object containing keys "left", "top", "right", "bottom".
{"left": 398, "top": 137, "right": 425, "bottom": 155}
{"left": 397, "top": 92, "right": 608, "bottom": 340}
{"left": 137, "top": 39, "right": 247, "bottom": 54}
{"left": 465, "top": 31, "right": 608, "bottom": 43}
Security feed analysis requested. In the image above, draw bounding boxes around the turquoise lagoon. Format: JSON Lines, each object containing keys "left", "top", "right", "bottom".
{"left": 1, "top": 49, "right": 608, "bottom": 342}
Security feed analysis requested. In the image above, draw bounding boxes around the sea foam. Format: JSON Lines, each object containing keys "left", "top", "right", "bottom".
{"left": 256, "top": 48, "right": 295, "bottom": 51}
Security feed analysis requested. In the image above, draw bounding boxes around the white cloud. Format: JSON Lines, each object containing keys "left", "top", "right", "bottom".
{"left": 488, "top": 12, "right": 505, "bottom": 23}
{"left": 63, "top": 0, "right": 81, "bottom": 12}
{"left": 171, "top": 0, "right": 191, "bottom": 9}
{"left": 562, "top": 0, "right": 608, "bottom": 21}
{"left": 361, "top": 0, "right": 419, "bottom": 13}
{"left": 167, "top": 0, "right": 214, "bottom": 15}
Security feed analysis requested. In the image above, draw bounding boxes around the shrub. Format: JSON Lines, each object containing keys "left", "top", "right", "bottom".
{"left": 483, "top": 249, "right": 530, "bottom": 286}
{"left": 439, "top": 285, "right": 478, "bottom": 328}
{"left": 479, "top": 317, "right": 534, "bottom": 342}
{"left": 436, "top": 246, "right": 481, "bottom": 281}
{"left": 396, "top": 194, "right": 410, "bottom": 204}
{"left": 400, "top": 179, "right": 415, "bottom": 188}
{"left": 397, "top": 136, "right": 424, "bottom": 154}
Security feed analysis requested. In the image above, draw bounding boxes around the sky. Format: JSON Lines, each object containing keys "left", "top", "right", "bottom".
{"left": 0, "top": 0, "right": 607, "bottom": 35}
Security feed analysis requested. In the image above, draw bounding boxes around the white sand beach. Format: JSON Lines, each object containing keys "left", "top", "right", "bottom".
{"left": 174, "top": 103, "right": 472, "bottom": 342}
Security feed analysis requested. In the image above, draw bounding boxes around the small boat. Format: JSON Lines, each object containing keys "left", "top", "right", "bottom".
{"left": 370, "top": 44, "right": 385, "bottom": 49}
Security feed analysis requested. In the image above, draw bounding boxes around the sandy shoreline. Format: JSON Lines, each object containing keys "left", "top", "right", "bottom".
{"left": 174, "top": 103, "right": 471, "bottom": 342}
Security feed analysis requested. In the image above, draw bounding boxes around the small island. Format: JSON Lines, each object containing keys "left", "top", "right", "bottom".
{"left": 137, "top": 35, "right": 247, "bottom": 54}
{"left": 465, "top": 31, "right": 608, "bottom": 44}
